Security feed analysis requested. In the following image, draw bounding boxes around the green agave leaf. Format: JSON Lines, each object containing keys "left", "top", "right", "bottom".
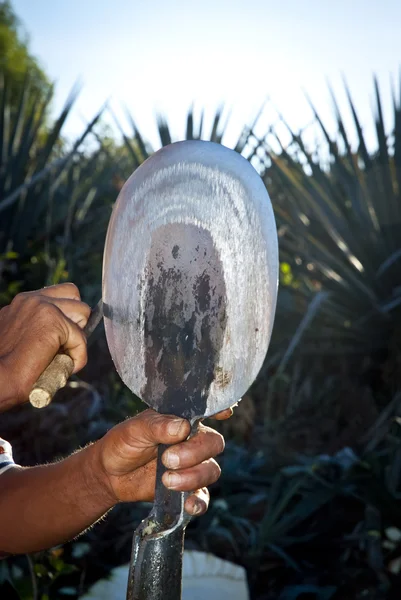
{"left": 375, "top": 247, "right": 401, "bottom": 278}
{"left": 210, "top": 104, "right": 224, "bottom": 143}
{"left": 0, "top": 155, "right": 68, "bottom": 213}
{"left": 343, "top": 76, "right": 372, "bottom": 170}
{"left": 277, "top": 291, "right": 330, "bottom": 374}
{"left": 123, "top": 107, "right": 152, "bottom": 161}
{"left": 0, "top": 72, "right": 9, "bottom": 169}
{"left": 36, "top": 81, "right": 81, "bottom": 171}
{"left": 259, "top": 75, "right": 401, "bottom": 362}
{"left": 156, "top": 114, "right": 172, "bottom": 147}
{"left": 110, "top": 107, "right": 143, "bottom": 169}
{"left": 185, "top": 104, "right": 194, "bottom": 140}
{"left": 391, "top": 71, "right": 401, "bottom": 198}
{"left": 6, "top": 71, "right": 28, "bottom": 161}
{"left": 266, "top": 542, "right": 302, "bottom": 572}
{"left": 197, "top": 107, "right": 205, "bottom": 139}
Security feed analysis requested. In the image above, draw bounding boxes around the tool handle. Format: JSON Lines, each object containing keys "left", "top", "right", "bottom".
{"left": 29, "top": 299, "right": 103, "bottom": 409}
{"left": 29, "top": 354, "right": 74, "bottom": 409}
{"left": 127, "top": 420, "right": 200, "bottom": 600}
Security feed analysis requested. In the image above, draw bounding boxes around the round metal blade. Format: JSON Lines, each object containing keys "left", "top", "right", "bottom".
{"left": 102, "top": 140, "right": 278, "bottom": 420}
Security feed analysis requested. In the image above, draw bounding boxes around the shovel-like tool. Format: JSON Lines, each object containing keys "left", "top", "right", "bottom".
{"left": 103, "top": 140, "right": 278, "bottom": 599}
{"left": 29, "top": 140, "right": 278, "bottom": 600}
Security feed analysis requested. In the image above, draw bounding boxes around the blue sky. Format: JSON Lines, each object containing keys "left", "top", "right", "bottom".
{"left": 11, "top": 0, "right": 401, "bottom": 150}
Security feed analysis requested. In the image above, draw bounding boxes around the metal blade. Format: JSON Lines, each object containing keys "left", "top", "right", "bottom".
{"left": 102, "top": 140, "right": 278, "bottom": 419}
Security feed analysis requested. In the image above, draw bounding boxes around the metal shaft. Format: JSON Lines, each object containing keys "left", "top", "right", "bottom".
{"left": 126, "top": 422, "right": 199, "bottom": 599}
{"left": 127, "top": 516, "right": 186, "bottom": 600}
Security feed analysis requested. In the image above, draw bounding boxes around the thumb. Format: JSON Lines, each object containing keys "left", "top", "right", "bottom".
{"left": 100, "top": 410, "right": 191, "bottom": 479}
{"left": 127, "top": 410, "right": 191, "bottom": 448}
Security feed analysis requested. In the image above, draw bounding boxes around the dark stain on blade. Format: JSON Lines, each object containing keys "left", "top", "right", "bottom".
{"left": 141, "top": 223, "right": 227, "bottom": 420}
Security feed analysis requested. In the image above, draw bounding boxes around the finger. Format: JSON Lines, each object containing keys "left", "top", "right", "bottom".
{"left": 162, "top": 426, "right": 224, "bottom": 470}
{"left": 46, "top": 298, "right": 91, "bottom": 328}
{"left": 100, "top": 412, "right": 192, "bottom": 480}
{"left": 162, "top": 458, "right": 221, "bottom": 492}
{"left": 212, "top": 407, "right": 234, "bottom": 421}
{"left": 36, "top": 283, "right": 81, "bottom": 300}
{"left": 56, "top": 314, "right": 88, "bottom": 373}
{"left": 23, "top": 300, "right": 88, "bottom": 374}
{"left": 184, "top": 487, "right": 210, "bottom": 516}
{"left": 123, "top": 410, "right": 191, "bottom": 450}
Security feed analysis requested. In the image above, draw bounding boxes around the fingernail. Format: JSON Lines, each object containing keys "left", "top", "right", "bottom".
{"left": 165, "top": 472, "right": 182, "bottom": 488}
{"left": 164, "top": 451, "right": 180, "bottom": 468}
{"left": 168, "top": 418, "right": 186, "bottom": 437}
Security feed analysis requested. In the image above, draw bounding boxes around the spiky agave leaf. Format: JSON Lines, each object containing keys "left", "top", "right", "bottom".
{"left": 256, "top": 76, "right": 401, "bottom": 361}
{"left": 111, "top": 103, "right": 256, "bottom": 179}
{"left": 0, "top": 70, "right": 111, "bottom": 302}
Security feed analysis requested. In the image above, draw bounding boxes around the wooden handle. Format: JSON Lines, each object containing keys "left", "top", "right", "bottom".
{"left": 29, "top": 353, "right": 74, "bottom": 408}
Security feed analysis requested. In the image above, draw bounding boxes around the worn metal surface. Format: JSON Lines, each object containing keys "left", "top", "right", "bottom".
{"left": 103, "top": 140, "right": 278, "bottom": 420}
{"left": 127, "top": 505, "right": 186, "bottom": 600}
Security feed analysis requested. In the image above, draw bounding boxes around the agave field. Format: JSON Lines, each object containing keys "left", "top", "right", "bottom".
{"left": 2, "top": 63, "right": 401, "bottom": 599}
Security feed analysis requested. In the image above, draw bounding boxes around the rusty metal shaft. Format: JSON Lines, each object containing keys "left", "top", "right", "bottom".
{"left": 127, "top": 423, "right": 198, "bottom": 600}
{"left": 127, "top": 514, "right": 186, "bottom": 600}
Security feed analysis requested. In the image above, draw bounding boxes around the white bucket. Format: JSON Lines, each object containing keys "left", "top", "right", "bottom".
{"left": 81, "top": 550, "right": 249, "bottom": 600}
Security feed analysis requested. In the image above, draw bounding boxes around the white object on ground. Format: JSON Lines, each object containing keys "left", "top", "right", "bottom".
{"left": 182, "top": 550, "right": 249, "bottom": 600}
{"left": 81, "top": 550, "right": 249, "bottom": 600}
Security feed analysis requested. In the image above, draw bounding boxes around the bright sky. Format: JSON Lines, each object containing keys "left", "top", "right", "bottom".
{"left": 11, "top": 0, "right": 401, "bottom": 151}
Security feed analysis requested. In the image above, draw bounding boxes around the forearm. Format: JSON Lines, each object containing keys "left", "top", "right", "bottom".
{"left": 0, "top": 443, "right": 115, "bottom": 554}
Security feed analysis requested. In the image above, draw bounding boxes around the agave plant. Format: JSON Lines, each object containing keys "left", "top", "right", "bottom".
{"left": 178, "top": 413, "right": 401, "bottom": 600}
{"left": 250, "top": 76, "right": 401, "bottom": 381}
{"left": 0, "top": 72, "right": 114, "bottom": 306}
{"left": 108, "top": 102, "right": 258, "bottom": 176}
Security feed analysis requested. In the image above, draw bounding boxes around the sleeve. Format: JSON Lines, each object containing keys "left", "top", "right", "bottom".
{"left": 0, "top": 437, "right": 18, "bottom": 475}
{"left": 0, "top": 437, "right": 20, "bottom": 560}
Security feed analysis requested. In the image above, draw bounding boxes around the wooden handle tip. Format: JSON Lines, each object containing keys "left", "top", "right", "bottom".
{"left": 29, "top": 354, "right": 74, "bottom": 409}
{"left": 29, "top": 389, "right": 52, "bottom": 409}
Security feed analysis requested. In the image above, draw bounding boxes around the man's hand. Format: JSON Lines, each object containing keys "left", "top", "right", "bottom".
{"left": 93, "top": 409, "right": 225, "bottom": 516}
{"left": 0, "top": 407, "right": 230, "bottom": 554}
{"left": 0, "top": 283, "right": 90, "bottom": 409}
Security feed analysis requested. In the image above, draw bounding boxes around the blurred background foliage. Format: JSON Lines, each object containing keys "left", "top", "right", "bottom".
{"left": 2, "top": 1, "right": 401, "bottom": 598}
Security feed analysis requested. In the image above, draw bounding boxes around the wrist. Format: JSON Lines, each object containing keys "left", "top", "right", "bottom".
{"left": 82, "top": 440, "right": 119, "bottom": 509}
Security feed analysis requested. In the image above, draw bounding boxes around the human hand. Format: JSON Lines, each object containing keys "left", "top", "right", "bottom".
{"left": 0, "top": 283, "right": 90, "bottom": 409}
{"left": 94, "top": 408, "right": 230, "bottom": 516}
